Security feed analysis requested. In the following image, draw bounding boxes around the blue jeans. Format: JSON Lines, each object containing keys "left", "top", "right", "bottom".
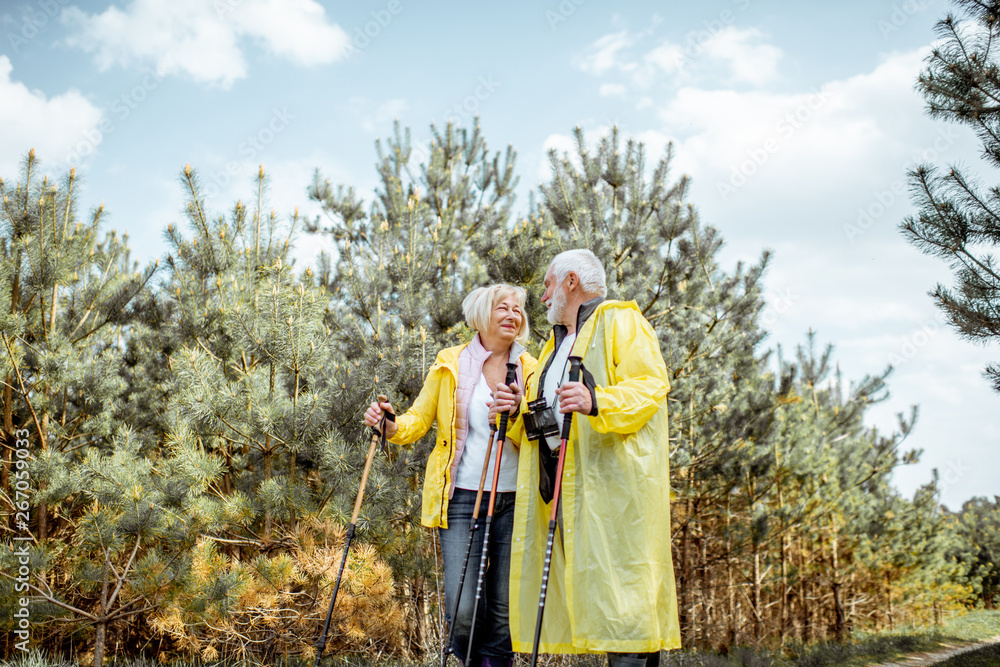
{"left": 439, "top": 488, "right": 515, "bottom": 664}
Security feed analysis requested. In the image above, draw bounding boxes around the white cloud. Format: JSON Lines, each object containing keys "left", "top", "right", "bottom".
{"left": 701, "top": 27, "right": 782, "bottom": 86}
{"left": 660, "top": 49, "right": 936, "bottom": 206}
{"left": 62, "top": 0, "right": 350, "bottom": 88}
{"left": 580, "top": 25, "right": 782, "bottom": 88}
{"left": 574, "top": 30, "right": 637, "bottom": 76}
{"left": 348, "top": 97, "right": 409, "bottom": 133}
{"left": 643, "top": 42, "right": 684, "bottom": 78}
{"left": 0, "top": 56, "right": 102, "bottom": 177}
{"left": 550, "top": 49, "right": 951, "bottom": 238}
{"left": 599, "top": 83, "right": 627, "bottom": 97}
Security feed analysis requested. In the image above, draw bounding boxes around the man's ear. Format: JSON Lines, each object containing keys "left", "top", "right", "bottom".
{"left": 565, "top": 271, "right": 579, "bottom": 292}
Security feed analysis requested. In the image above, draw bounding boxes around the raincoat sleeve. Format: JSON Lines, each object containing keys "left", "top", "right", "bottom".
{"left": 388, "top": 356, "right": 444, "bottom": 446}
{"left": 506, "top": 408, "right": 525, "bottom": 446}
{"left": 588, "top": 309, "right": 670, "bottom": 435}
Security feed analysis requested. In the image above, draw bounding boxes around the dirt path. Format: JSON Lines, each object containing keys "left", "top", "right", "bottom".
{"left": 872, "top": 636, "right": 1000, "bottom": 666}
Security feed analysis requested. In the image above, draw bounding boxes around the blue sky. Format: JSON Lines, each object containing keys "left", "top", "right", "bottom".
{"left": 1, "top": 0, "right": 996, "bottom": 509}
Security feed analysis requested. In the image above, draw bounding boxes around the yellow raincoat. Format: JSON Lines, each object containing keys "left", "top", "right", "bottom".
{"left": 508, "top": 300, "right": 681, "bottom": 654}
{"left": 388, "top": 342, "right": 537, "bottom": 529}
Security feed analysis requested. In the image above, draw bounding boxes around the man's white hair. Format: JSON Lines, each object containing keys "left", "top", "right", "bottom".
{"left": 548, "top": 249, "right": 607, "bottom": 297}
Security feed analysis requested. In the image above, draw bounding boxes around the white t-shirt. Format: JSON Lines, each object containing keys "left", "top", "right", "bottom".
{"left": 541, "top": 333, "right": 576, "bottom": 451}
{"left": 454, "top": 371, "right": 519, "bottom": 492}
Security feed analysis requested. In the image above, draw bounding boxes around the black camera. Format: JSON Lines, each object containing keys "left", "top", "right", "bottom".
{"left": 523, "top": 397, "right": 560, "bottom": 441}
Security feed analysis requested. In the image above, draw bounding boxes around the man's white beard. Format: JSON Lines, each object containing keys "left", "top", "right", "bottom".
{"left": 546, "top": 286, "right": 567, "bottom": 325}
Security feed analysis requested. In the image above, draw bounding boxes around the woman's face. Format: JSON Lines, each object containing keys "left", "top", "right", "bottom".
{"left": 483, "top": 294, "right": 523, "bottom": 348}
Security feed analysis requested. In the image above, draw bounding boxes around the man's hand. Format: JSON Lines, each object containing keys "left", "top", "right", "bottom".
{"left": 488, "top": 381, "right": 523, "bottom": 424}
{"left": 363, "top": 399, "right": 398, "bottom": 438}
{"left": 556, "top": 381, "right": 592, "bottom": 415}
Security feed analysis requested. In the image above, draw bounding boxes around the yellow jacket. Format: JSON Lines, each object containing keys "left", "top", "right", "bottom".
{"left": 389, "top": 339, "right": 537, "bottom": 529}
{"left": 508, "top": 300, "right": 681, "bottom": 654}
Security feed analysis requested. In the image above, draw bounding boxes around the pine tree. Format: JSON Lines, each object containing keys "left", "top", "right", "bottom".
{"left": 0, "top": 151, "right": 156, "bottom": 537}
{"left": 307, "top": 119, "right": 519, "bottom": 650}
{"left": 0, "top": 151, "right": 163, "bottom": 664}
{"left": 147, "top": 165, "right": 411, "bottom": 661}
{"left": 773, "top": 334, "right": 921, "bottom": 641}
{"left": 950, "top": 495, "right": 1000, "bottom": 608}
{"left": 902, "top": 0, "right": 1000, "bottom": 392}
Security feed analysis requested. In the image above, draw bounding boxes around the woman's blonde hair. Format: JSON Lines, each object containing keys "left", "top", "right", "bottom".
{"left": 462, "top": 283, "right": 530, "bottom": 345}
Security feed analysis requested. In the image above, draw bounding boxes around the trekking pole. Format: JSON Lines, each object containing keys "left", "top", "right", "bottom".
{"left": 465, "top": 362, "right": 519, "bottom": 661}
{"left": 529, "top": 356, "right": 583, "bottom": 667}
{"left": 314, "top": 394, "right": 393, "bottom": 667}
{"left": 441, "top": 426, "right": 497, "bottom": 667}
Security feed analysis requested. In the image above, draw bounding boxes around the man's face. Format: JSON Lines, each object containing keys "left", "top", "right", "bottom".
{"left": 542, "top": 267, "right": 568, "bottom": 326}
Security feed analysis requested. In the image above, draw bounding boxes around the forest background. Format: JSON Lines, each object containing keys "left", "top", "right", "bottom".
{"left": 2, "top": 0, "right": 1000, "bottom": 665}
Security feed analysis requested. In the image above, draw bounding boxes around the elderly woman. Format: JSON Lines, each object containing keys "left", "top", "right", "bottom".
{"left": 364, "top": 283, "right": 535, "bottom": 667}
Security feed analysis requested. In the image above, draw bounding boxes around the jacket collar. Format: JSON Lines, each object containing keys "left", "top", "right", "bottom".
{"left": 470, "top": 332, "right": 526, "bottom": 364}
{"left": 552, "top": 296, "right": 605, "bottom": 351}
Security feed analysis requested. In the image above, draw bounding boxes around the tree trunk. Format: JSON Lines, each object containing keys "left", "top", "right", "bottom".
{"left": 2, "top": 378, "right": 12, "bottom": 509}
{"left": 288, "top": 443, "right": 296, "bottom": 526}
{"left": 726, "top": 497, "right": 737, "bottom": 646}
{"left": 37, "top": 412, "right": 48, "bottom": 540}
{"left": 223, "top": 444, "right": 232, "bottom": 496}
{"left": 263, "top": 437, "right": 273, "bottom": 539}
{"left": 4, "top": 253, "right": 19, "bottom": 508}
{"left": 831, "top": 532, "right": 845, "bottom": 642}
{"left": 781, "top": 534, "right": 790, "bottom": 639}
{"left": 885, "top": 570, "right": 895, "bottom": 630}
{"left": 699, "top": 528, "right": 711, "bottom": 647}
{"left": 264, "top": 362, "right": 275, "bottom": 539}
{"left": 752, "top": 549, "right": 762, "bottom": 641}
{"left": 680, "top": 497, "right": 692, "bottom": 645}
{"left": 799, "top": 541, "right": 810, "bottom": 643}
{"left": 94, "top": 552, "right": 110, "bottom": 667}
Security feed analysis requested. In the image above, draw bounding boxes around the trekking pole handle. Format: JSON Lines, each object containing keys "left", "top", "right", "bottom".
{"left": 352, "top": 394, "right": 391, "bottom": 526}
{"left": 494, "top": 362, "right": 519, "bottom": 435}
{"left": 560, "top": 357, "right": 583, "bottom": 440}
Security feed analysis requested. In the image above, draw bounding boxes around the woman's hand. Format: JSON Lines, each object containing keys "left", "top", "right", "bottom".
{"left": 488, "top": 381, "right": 523, "bottom": 424}
{"left": 364, "top": 398, "right": 398, "bottom": 438}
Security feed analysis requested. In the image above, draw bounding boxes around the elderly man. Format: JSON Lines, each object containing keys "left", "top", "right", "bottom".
{"left": 504, "top": 249, "right": 680, "bottom": 667}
